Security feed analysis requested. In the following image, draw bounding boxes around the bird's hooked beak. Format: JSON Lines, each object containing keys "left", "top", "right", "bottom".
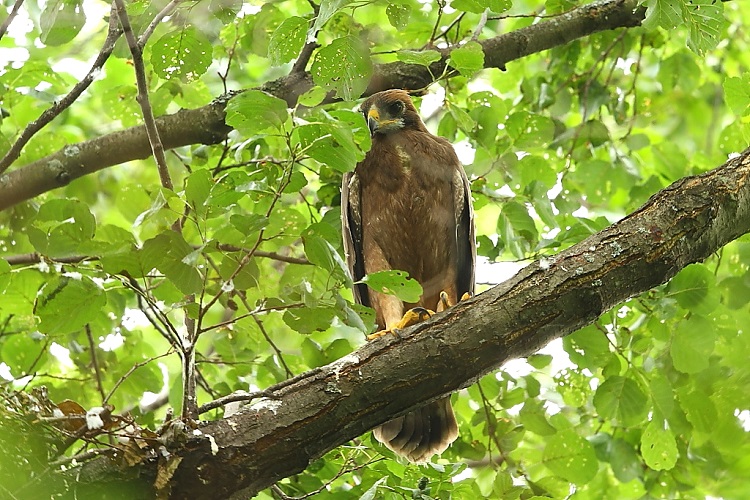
{"left": 367, "top": 107, "right": 381, "bottom": 136}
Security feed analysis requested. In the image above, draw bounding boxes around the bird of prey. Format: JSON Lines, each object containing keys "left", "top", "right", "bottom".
{"left": 341, "top": 89, "right": 475, "bottom": 463}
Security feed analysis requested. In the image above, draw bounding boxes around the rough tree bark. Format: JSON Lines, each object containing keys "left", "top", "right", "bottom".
{"left": 71, "top": 146, "right": 750, "bottom": 498}
{"left": 0, "top": 0, "right": 643, "bottom": 212}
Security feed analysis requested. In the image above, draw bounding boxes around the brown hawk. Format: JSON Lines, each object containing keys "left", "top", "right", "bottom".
{"left": 341, "top": 89, "right": 476, "bottom": 462}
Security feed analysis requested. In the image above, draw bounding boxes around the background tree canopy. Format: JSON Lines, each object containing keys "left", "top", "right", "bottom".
{"left": 1, "top": 0, "right": 750, "bottom": 498}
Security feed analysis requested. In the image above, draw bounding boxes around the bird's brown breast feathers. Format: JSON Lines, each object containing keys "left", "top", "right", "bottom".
{"left": 356, "top": 129, "right": 461, "bottom": 312}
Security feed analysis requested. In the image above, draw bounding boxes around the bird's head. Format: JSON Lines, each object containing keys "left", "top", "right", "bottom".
{"left": 360, "top": 90, "right": 424, "bottom": 136}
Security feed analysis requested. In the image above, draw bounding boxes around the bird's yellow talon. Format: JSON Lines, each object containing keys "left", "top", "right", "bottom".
{"left": 460, "top": 292, "right": 472, "bottom": 301}
{"left": 365, "top": 307, "right": 433, "bottom": 341}
{"left": 437, "top": 291, "right": 451, "bottom": 312}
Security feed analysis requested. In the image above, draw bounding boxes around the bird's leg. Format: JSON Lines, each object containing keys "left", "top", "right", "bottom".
{"left": 366, "top": 307, "right": 434, "bottom": 340}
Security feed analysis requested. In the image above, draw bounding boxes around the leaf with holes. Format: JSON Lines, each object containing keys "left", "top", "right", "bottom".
{"left": 357, "top": 270, "right": 423, "bottom": 304}
{"left": 40, "top": 0, "right": 85, "bottom": 46}
{"left": 449, "top": 41, "right": 485, "bottom": 77}
{"left": 641, "top": 420, "right": 678, "bottom": 470}
{"left": 542, "top": 431, "right": 597, "bottom": 484}
{"left": 311, "top": 36, "right": 372, "bottom": 101}
{"left": 226, "top": 90, "right": 289, "bottom": 135}
{"left": 268, "top": 16, "right": 307, "bottom": 66}
{"left": 151, "top": 27, "right": 212, "bottom": 82}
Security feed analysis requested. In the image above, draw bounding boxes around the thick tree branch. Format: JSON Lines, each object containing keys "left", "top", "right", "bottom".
{"left": 0, "top": 101, "right": 232, "bottom": 211}
{"left": 71, "top": 146, "right": 750, "bottom": 498}
{"left": 0, "top": 0, "right": 643, "bottom": 211}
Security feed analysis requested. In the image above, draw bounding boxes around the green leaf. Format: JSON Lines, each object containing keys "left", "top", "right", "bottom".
{"left": 563, "top": 325, "right": 612, "bottom": 371}
{"left": 667, "top": 264, "right": 719, "bottom": 315}
{"left": 34, "top": 275, "right": 106, "bottom": 334}
{"left": 497, "top": 201, "right": 537, "bottom": 259}
{"left": 649, "top": 374, "right": 674, "bottom": 419}
{"left": 505, "top": 111, "right": 555, "bottom": 149}
{"left": 448, "top": 102, "right": 476, "bottom": 134}
{"left": 285, "top": 307, "right": 337, "bottom": 335}
{"left": 293, "top": 123, "right": 359, "bottom": 171}
{"left": 451, "top": 0, "right": 487, "bottom": 14}
{"left": 519, "top": 400, "right": 556, "bottom": 436}
{"left": 517, "top": 154, "right": 556, "bottom": 190}
{"left": 40, "top": 0, "right": 85, "bottom": 46}
{"left": 230, "top": 213, "right": 269, "bottom": 236}
{"left": 452, "top": 0, "right": 511, "bottom": 14}
{"left": 641, "top": 420, "right": 678, "bottom": 471}
{"left": 386, "top": 3, "right": 411, "bottom": 29}
{"left": 578, "top": 120, "right": 610, "bottom": 147}
{"left": 1, "top": 331, "right": 49, "bottom": 374}
{"left": 677, "top": 387, "right": 717, "bottom": 435}
{"left": 141, "top": 232, "right": 203, "bottom": 295}
{"left": 670, "top": 314, "right": 715, "bottom": 374}
{"left": 302, "top": 230, "right": 351, "bottom": 284}
{"left": 309, "top": 0, "right": 352, "bottom": 39}
{"left": 642, "top": 0, "right": 682, "bottom": 30}
{"left": 209, "top": 0, "right": 243, "bottom": 23}
{"left": 151, "top": 27, "right": 212, "bottom": 82}
{"left": 311, "top": 36, "right": 372, "bottom": 101}
{"left": 358, "top": 270, "right": 423, "bottom": 304}
{"left": 26, "top": 199, "right": 96, "bottom": 257}
{"left": 185, "top": 169, "right": 213, "bottom": 210}
{"left": 724, "top": 76, "right": 750, "bottom": 117}
{"left": 684, "top": 0, "right": 723, "bottom": 54}
{"left": 226, "top": 90, "right": 289, "bottom": 135}
{"left": 396, "top": 50, "right": 442, "bottom": 67}
{"left": 527, "top": 354, "right": 553, "bottom": 369}
{"left": 268, "top": 17, "right": 308, "bottom": 66}
{"left": 449, "top": 41, "right": 485, "bottom": 77}
{"left": 0, "top": 259, "right": 10, "bottom": 294}
{"left": 593, "top": 376, "right": 648, "bottom": 427}
{"left": 298, "top": 86, "right": 328, "bottom": 107}
{"left": 720, "top": 275, "right": 750, "bottom": 309}
{"left": 360, "top": 477, "right": 388, "bottom": 500}
{"left": 218, "top": 254, "right": 259, "bottom": 291}
{"left": 609, "top": 438, "right": 641, "bottom": 483}
{"left": 489, "top": 0, "right": 512, "bottom": 13}
{"left": 542, "top": 431, "right": 598, "bottom": 484}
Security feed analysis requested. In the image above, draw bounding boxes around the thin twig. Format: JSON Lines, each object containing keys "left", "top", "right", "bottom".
{"left": 122, "top": 276, "right": 182, "bottom": 347}
{"left": 0, "top": 6, "right": 122, "bottom": 174}
{"left": 48, "top": 447, "right": 115, "bottom": 467}
{"left": 198, "top": 302, "right": 304, "bottom": 335}
{"left": 218, "top": 23, "right": 242, "bottom": 94}
{"left": 197, "top": 152, "right": 297, "bottom": 325}
{"left": 273, "top": 457, "right": 387, "bottom": 500}
{"left": 0, "top": 0, "right": 24, "bottom": 42}
{"left": 114, "top": 0, "right": 173, "bottom": 190}
{"left": 2, "top": 253, "right": 92, "bottom": 265}
{"left": 623, "top": 34, "right": 645, "bottom": 140}
{"left": 20, "top": 338, "right": 51, "bottom": 391}
{"left": 2, "top": 248, "right": 309, "bottom": 267}
{"left": 85, "top": 325, "right": 107, "bottom": 401}
{"left": 252, "top": 314, "right": 294, "bottom": 379}
{"left": 197, "top": 389, "right": 276, "bottom": 414}
{"left": 103, "top": 352, "right": 172, "bottom": 405}
{"left": 472, "top": 8, "right": 489, "bottom": 40}
{"left": 428, "top": 0, "right": 445, "bottom": 45}
{"left": 137, "top": 0, "right": 182, "bottom": 49}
